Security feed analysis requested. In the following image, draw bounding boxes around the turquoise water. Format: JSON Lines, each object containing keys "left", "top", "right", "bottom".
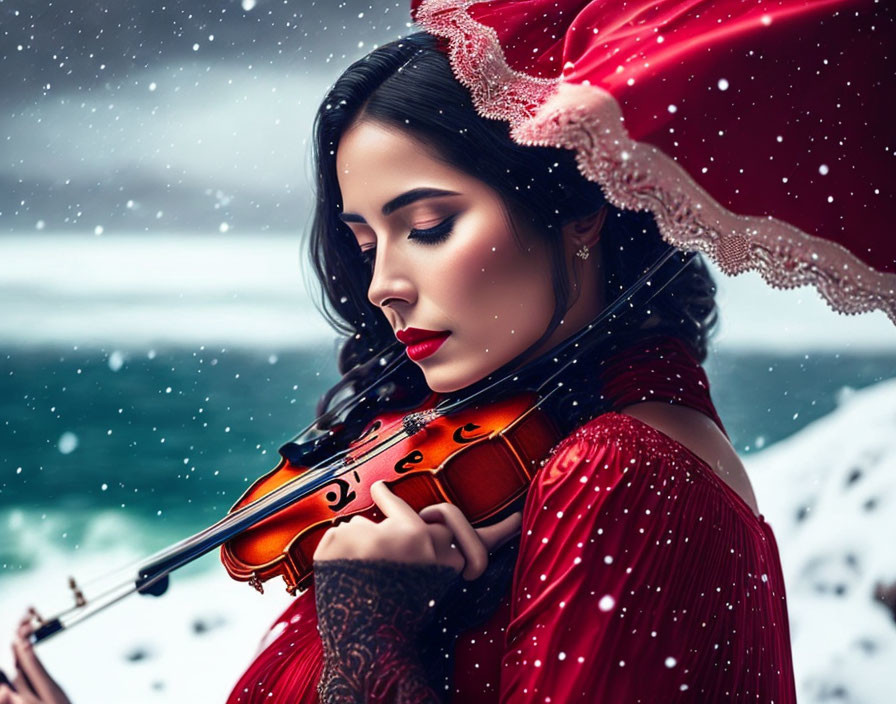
{"left": 1, "top": 345, "right": 893, "bottom": 572}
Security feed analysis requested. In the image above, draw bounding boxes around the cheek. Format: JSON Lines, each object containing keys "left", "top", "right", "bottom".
{"left": 431, "top": 214, "right": 555, "bottom": 339}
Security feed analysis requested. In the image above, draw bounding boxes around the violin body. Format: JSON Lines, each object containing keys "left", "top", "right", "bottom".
{"left": 220, "top": 393, "right": 560, "bottom": 594}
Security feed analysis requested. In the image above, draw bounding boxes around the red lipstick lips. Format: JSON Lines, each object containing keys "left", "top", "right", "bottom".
{"left": 396, "top": 327, "right": 451, "bottom": 362}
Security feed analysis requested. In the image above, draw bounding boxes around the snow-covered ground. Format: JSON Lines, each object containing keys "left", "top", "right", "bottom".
{"left": 0, "top": 378, "right": 893, "bottom": 702}
{"left": 748, "top": 378, "right": 896, "bottom": 703}
{"left": 0, "top": 549, "right": 295, "bottom": 704}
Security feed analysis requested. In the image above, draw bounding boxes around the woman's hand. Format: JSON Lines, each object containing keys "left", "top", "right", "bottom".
{"left": 312, "top": 480, "right": 522, "bottom": 581}
{"left": 0, "top": 615, "right": 72, "bottom": 704}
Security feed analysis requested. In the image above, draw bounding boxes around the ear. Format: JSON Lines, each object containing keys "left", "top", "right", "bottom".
{"left": 562, "top": 205, "right": 608, "bottom": 250}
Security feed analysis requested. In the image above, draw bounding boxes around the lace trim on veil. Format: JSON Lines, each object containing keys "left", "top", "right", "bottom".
{"left": 415, "top": 0, "right": 896, "bottom": 324}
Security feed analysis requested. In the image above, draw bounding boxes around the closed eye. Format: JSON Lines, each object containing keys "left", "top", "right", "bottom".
{"left": 358, "top": 214, "right": 458, "bottom": 268}
{"left": 409, "top": 213, "right": 458, "bottom": 244}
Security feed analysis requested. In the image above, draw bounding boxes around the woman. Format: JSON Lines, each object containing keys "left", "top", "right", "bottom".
{"left": 229, "top": 30, "right": 791, "bottom": 703}
{"left": 3, "top": 31, "right": 794, "bottom": 704}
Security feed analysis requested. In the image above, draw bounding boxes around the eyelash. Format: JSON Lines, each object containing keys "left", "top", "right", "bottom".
{"left": 359, "top": 214, "right": 458, "bottom": 266}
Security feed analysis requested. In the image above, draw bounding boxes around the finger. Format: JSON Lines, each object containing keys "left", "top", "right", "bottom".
{"left": 421, "top": 521, "right": 467, "bottom": 574}
{"left": 0, "top": 683, "right": 21, "bottom": 704}
{"left": 419, "top": 504, "right": 488, "bottom": 581}
{"left": 15, "top": 619, "right": 32, "bottom": 641}
{"left": 11, "top": 638, "right": 41, "bottom": 700}
{"left": 15, "top": 618, "right": 33, "bottom": 641}
{"left": 14, "top": 656, "right": 66, "bottom": 704}
{"left": 0, "top": 683, "right": 25, "bottom": 704}
{"left": 475, "top": 511, "right": 523, "bottom": 552}
{"left": 12, "top": 668, "right": 37, "bottom": 698}
{"left": 369, "top": 481, "right": 423, "bottom": 524}
{"left": 11, "top": 634, "right": 58, "bottom": 704}
{"left": 337, "top": 514, "right": 374, "bottom": 528}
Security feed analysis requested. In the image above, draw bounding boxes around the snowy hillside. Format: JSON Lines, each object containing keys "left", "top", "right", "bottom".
{"left": 748, "top": 378, "right": 896, "bottom": 703}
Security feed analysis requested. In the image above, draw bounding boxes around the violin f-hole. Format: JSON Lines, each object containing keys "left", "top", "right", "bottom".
{"left": 394, "top": 449, "right": 424, "bottom": 474}
{"left": 453, "top": 422, "right": 486, "bottom": 444}
{"left": 324, "top": 478, "right": 356, "bottom": 511}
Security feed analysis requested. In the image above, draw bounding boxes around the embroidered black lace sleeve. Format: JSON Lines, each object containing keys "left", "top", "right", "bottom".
{"left": 314, "top": 559, "right": 461, "bottom": 704}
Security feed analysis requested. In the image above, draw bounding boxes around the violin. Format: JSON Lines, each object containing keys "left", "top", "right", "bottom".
{"left": 221, "top": 391, "right": 560, "bottom": 595}
{"left": 28, "top": 244, "right": 687, "bottom": 644}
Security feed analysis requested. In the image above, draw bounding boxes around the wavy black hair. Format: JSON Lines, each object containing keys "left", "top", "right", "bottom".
{"left": 307, "top": 31, "right": 718, "bottom": 428}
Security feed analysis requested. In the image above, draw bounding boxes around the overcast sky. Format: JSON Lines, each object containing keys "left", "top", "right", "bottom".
{"left": 2, "top": 1, "right": 894, "bottom": 350}
{"left": 1, "top": 0, "right": 408, "bottom": 234}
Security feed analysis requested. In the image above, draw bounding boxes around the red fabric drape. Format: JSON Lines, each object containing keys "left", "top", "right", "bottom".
{"left": 413, "top": 0, "right": 894, "bottom": 276}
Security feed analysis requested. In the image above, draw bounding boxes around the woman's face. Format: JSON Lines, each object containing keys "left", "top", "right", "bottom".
{"left": 336, "top": 120, "right": 560, "bottom": 393}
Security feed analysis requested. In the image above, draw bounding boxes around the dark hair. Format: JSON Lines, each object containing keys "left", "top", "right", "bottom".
{"left": 300, "top": 34, "right": 720, "bottom": 695}
{"left": 307, "top": 31, "right": 717, "bottom": 424}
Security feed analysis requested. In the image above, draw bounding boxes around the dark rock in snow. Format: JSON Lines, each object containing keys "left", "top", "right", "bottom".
{"left": 192, "top": 614, "right": 228, "bottom": 635}
{"left": 124, "top": 646, "right": 153, "bottom": 662}
{"left": 873, "top": 580, "right": 896, "bottom": 623}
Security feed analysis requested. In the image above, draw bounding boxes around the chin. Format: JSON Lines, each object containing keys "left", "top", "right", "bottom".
{"left": 420, "top": 359, "right": 497, "bottom": 394}
{"left": 421, "top": 371, "right": 467, "bottom": 394}
{"left": 417, "top": 361, "right": 471, "bottom": 394}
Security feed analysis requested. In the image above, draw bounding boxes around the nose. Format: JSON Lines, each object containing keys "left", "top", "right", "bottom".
{"left": 366, "top": 243, "right": 417, "bottom": 311}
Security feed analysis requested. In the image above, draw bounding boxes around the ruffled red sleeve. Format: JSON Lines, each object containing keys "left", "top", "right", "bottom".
{"left": 500, "top": 412, "right": 795, "bottom": 702}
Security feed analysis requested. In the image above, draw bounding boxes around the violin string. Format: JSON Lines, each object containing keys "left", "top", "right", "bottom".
{"left": 73, "top": 551, "right": 162, "bottom": 592}
{"left": 200, "top": 247, "right": 691, "bottom": 544}
{"left": 284, "top": 339, "right": 410, "bottom": 444}
{"left": 432, "top": 246, "right": 687, "bottom": 417}
{"left": 41, "top": 559, "right": 146, "bottom": 624}
{"left": 184, "top": 247, "right": 690, "bottom": 551}
{"left": 128, "top": 435, "right": 370, "bottom": 574}
{"left": 148, "top": 404, "right": 428, "bottom": 567}
{"left": 528, "top": 247, "right": 692, "bottom": 397}
{"left": 37, "top": 249, "right": 691, "bottom": 641}
{"left": 68, "top": 343, "right": 409, "bottom": 593}
{"left": 148, "top": 351, "right": 429, "bottom": 559}
{"left": 221, "top": 414, "right": 415, "bottom": 527}
{"left": 69, "top": 246, "right": 690, "bottom": 607}
{"left": 48, "top": 578, "right": 145, "bottom": 641}
{"left": 43, "top": 350, "right": 407, "bottom": 627}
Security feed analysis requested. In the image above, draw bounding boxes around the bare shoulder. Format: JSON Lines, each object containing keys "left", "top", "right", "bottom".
{"left": 619, "top": 402, "right": 760, "bottom": 518}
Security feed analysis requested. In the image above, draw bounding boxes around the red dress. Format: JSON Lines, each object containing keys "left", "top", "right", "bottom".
{"left": 228, "top": 338, "right": 797, "bottom": 703}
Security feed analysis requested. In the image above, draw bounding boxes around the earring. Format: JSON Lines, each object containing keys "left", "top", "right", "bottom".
{"left": 576, "top": 244, "right": 590, "bottom": 260}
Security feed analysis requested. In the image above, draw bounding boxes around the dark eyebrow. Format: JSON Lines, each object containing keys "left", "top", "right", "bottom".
{"left": 338, "top": 187, "right": 461, "bottom": 224}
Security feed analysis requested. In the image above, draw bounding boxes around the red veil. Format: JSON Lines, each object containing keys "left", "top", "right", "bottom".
{"left": 411, "top": 0, "right": 896, "bottom": 323}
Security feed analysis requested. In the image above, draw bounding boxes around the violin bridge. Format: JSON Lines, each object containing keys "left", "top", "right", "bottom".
{"left": 248, "top": 575, "right": 264, "bottom": 594}
{"left": 402, "top": 409, "right": 438, "bottom": 436}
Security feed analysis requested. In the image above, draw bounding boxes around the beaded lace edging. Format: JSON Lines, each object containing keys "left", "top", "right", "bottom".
{"left": 415, "top": 0, "right": 896, "bottom": 324}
